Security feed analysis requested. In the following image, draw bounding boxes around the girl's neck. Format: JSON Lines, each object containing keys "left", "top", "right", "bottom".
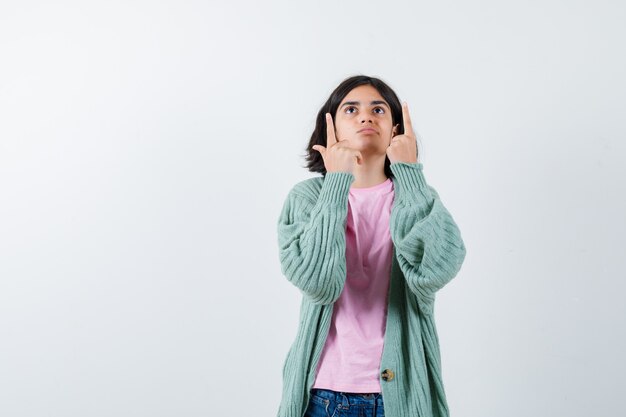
{"left": 349, "top": 155, "right": 388, "bottom": 189}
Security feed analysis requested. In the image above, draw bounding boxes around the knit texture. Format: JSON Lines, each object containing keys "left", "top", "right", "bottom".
{"left": 276, "top": 162, "right": 467, "bottom": 417}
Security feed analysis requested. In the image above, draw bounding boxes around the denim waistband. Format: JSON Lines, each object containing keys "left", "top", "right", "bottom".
{"left": 311, "top": 388, "right": 384, "bottom": 407}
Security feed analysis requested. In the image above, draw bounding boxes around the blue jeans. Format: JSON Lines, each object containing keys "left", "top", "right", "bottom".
{"left": 304, "top": 388, "right": 385, "bottom": 417}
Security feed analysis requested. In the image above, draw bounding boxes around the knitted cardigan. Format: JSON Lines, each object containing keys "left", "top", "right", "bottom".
{"left": 276, "top": 161, "right": 467, "bottom": 417}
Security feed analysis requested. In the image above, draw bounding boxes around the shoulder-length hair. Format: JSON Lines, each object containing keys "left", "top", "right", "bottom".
{"left": 303, "top": 75, "right": 404, "bottom": 177}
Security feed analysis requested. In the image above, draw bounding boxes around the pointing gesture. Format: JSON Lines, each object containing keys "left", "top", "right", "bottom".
{"left": 312, "top": 113, "right": 363, "bottom": 174}
{"left": 386, "top": 102, "right": 418, "bottom": 164}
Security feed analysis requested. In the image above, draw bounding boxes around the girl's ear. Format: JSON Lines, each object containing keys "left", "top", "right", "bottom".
{"left": 392, "top": 124, "right": 399, "bottom": 136}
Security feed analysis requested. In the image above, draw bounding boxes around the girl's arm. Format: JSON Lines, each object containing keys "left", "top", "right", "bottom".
{"left": 277, "top": 172, "right": 354, "bottom": 305}
{"left": 389, "top": 162, "right": 467, "bottom": 316}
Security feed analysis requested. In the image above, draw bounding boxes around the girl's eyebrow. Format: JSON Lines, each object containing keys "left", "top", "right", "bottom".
{"left": 340, "top": 100, "right": 389, "bottom": 109}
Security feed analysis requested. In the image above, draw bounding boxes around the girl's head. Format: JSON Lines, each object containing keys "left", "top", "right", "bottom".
{"left": 305, "top": 75, "right": 404, "bottom": 177}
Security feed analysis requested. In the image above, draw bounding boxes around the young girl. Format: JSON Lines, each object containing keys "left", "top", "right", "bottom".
{"left": 276, "top": 75, "right": 467, "bottom": 417}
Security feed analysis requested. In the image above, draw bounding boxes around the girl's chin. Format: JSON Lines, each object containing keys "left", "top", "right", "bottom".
{"left": 352, "top": 145, "right": 388, "bottom": 155}
{"left": 351, "top": 138, "right": 380, "bottom": 147}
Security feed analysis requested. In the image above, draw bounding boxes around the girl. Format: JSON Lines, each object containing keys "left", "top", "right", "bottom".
{"left": 276, "top": 75, "right": 467, "bottom": 417}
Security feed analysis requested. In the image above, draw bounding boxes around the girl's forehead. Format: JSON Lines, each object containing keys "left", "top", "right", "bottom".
{"left": 341, "top": 86, "right": 386, "bottom": 106}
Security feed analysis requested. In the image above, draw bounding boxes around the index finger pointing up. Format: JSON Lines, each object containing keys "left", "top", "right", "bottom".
{"left": 325, "top": 113, "right": 338, "bottom": 147}
{"left": 402, "top": 102, "right": 414, "bottom": 137}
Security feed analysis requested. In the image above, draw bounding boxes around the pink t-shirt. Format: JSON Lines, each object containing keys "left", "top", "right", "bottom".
{"left": 312, "top": 177, "right": 395, "bottom": 393}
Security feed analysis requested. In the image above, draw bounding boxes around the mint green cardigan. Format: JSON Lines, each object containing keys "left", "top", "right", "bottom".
{"left": 276, "top": 162, "right": 467, "bottom": 417}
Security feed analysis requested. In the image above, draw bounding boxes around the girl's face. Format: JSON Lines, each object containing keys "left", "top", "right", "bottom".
{"left": 333, "top": 84, "right": 397, "bottom": 156}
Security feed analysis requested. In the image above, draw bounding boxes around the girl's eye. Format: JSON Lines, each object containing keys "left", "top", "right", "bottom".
{"left": 345, "top": 106, "right": 385, "bottom": 114}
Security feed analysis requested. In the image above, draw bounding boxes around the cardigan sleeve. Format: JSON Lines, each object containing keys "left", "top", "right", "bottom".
{"left": 277, "top": 172, "right": 354, "bottom": 305}
{"left": 389, "top": 161, "right": 467, "bottom": 316}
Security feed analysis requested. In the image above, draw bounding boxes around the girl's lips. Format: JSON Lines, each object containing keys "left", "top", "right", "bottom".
{"left": 358, "top": 128, "right": 377, "bottom": 134}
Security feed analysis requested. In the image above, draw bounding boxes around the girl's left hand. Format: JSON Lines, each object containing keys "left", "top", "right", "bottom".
{"left": 386, "top": 102, "right": 418, "bottom": 164}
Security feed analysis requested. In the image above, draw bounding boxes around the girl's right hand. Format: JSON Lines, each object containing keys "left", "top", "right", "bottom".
{"left": 312, "top": 113, "right": 363, "bottom": 174}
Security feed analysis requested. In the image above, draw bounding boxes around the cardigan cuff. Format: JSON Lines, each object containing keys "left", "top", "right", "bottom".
{"left": 390, "top": 162, "right": 434, "bottom": 204}
{"left": 318, "top": 171, "right": 355, "bottom": 206}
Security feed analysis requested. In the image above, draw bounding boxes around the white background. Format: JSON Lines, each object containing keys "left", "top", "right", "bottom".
{"left": 1, "top": 1, "right": 625, "bottom": 416}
